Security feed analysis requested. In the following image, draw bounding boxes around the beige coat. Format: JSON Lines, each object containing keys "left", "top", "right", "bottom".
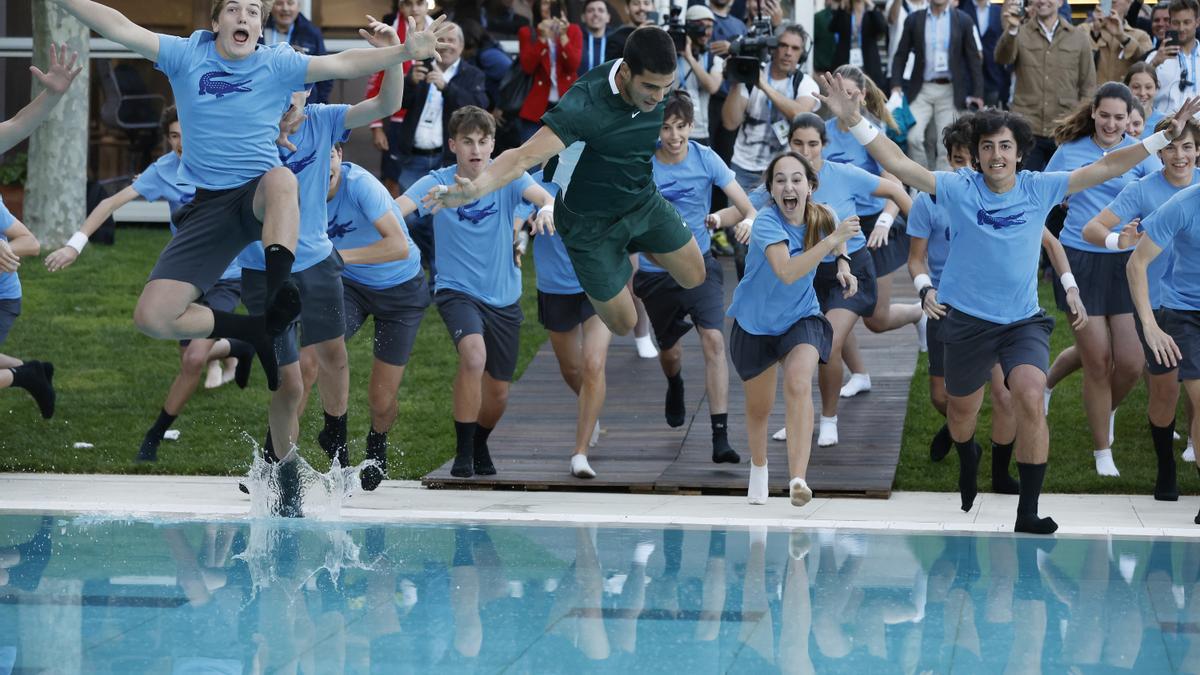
{"left": 996, "top": 19, "right": 1097, "bottom": 137}
{"left": 1093, "top": 22, "right": 1153, "bottom": 85}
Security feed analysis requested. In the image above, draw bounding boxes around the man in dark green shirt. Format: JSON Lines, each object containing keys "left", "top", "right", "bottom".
{"left": 424, "top": 26, "right": 705, "bottom": 335}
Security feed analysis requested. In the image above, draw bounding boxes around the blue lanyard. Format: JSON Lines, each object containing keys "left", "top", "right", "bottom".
{"left": 591, "top": 36, "right": 606, "bottom": 70}
{"left": 851, "top": 12, "right": 861, "bottom": 47}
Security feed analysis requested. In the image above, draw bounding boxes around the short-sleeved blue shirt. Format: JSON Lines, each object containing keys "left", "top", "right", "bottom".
{"left": 1143, "top": 183, "right": 1200, "bottom": 311}
{"left": 935, "top": 169, "right": 1071, "bottom": 323}
{"left": 1044, "top": 135, "right": 1160, "bottom": 253}
{"left": 749, "top": 160, "right": 872, "bottom": 261}
{"left": 239, "top": 103, "right": 349, "bottom": 273}
{"left": 525, "top": 170, "right": 582, "bottom": 295}
{"left": 640, "top": 141, "right": 736, "bottom": 272}
{"left": 406, "top": 165, "right": 534, "bottom": 307}
{"left": 154, "top": 31, "right": 310, "bottom": 190}
{"left": 727, "top": 204, "right": 823, "bottom": 335}
{"left": 904, "top": 191, "right": 951, "bottom": 288}
{"left": 0, "top": 197, "right": 19, "bottom": 300}
{"left": 1107, "top": 169, "right": 1200, "bottom": 308}
{"left": 824, "top": 117, "right": 887, "bottom": 214}
{"left": 327, "top": 162, "right": 422, "bottom": 289}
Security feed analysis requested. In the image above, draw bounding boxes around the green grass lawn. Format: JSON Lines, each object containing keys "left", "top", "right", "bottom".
{"left": 896, "top": 282, "right": 1200, "bottom": 495}
{"left": 0, "top": 228, "right": 546, "bottom": 480}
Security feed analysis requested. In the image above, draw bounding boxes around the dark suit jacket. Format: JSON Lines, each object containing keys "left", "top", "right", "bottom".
{"left": 395, "top": 60, "right": 489, "bottom": 165}
{"left": 962, "top": 2, "right": 1010, "bottom": 105}
{"left": 261, "top": 13, "right": 331, "bottom": 104}
{"left": 831, "top": 9, "right": 889, "bottom": 89}
{"left": 890, "top": 8, "right": 983, "bottom": 109}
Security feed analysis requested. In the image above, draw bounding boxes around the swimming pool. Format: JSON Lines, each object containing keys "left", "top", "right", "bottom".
{"left": 0, "top": 513, "right": 1194, "bottom": 673}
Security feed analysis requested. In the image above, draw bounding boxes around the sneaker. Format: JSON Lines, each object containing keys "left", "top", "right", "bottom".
{"left": 818, "top": 416, "right": 838, "bottom": 447}
{"left": 635, "top": 334, "right": 658, "bottom": 359}
{"left": 710, "top": 229, "right": 735, "bottom": 257}
{"left": 839, "top": 373, "right": 871, "bottom": 398}
{"left": 571, "top": 454, "right": 596, "bottom": 478}
{"left": 772, "top": 426, "right": 787, "bottom": 441}
{"left": 916, "top": 312, "right": 928, "bottom": 353}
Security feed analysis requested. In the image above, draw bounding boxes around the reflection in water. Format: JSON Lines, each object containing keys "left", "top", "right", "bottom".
{"left": 0, "top": 515, "right": 1199, "bottom": 673}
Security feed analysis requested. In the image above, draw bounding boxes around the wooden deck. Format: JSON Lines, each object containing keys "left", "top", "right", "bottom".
{"left": 423, "top": 258, "right": 918, "bottom": 498}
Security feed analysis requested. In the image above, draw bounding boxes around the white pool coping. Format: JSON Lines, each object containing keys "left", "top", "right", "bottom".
{"left": 3, "top": 473, "right": 1198, "bottom": 539}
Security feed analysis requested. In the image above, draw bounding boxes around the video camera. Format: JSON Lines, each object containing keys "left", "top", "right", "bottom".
{"left": 726, "top": 15, "right": 777, "bottom": 86}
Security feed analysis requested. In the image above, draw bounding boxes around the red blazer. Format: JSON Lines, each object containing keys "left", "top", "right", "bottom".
{"left": 517, "top": 23, "right": 583, "bottom": 123}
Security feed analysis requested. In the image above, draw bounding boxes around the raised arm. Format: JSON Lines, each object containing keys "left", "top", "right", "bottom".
{"left": 44, "top": 184, "right": 140, "bottom": 271}
{"left": 344, "top": 17, "right": 406, "bottom": 130}
{"left": 816, "top": 72, "right": 937, "bottom": 195}
{"left": 51, "top": 0, "right": 158, "bottom": 60}
{"left": 425, "top": 126, "right": 567, "bottom": 210}
{"left": 337, "top": 211, "right": 409, "bottom": 264}
{"left": 1068, "top": 97, "right": 1200, "bottom": 195}
{"left": 306, "top": 15, "right": 452, "bottom": 84}
{"left": 0, "top": 44, "right": 83, "bottom": 154}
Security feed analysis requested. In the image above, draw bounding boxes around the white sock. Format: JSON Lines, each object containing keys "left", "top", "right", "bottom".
{"left": 916, "top": 310, "right": 928, "bottom": 353}
{"left": 204, "top": 361, "right": 223, "bottom": 389}
{"left": 571, "top": 454, "right": 596, "bottom": 479}
{"left": 1043, "top": 387, "right": 1053, "bottom": 416}
{"left": 772, "top": 426, "right": 787, "bottom": 441}
{"left": 220, "top": 358, "right": 237, "bottom": 385}
{"left": 1109, "top": 410, "right": 1117, "bottom": 447}
{"left": 1183, "top": 438, "right": 1195, "bottom": 463}
{"left": 633, "top": 540, "right": 655, "bottom": 565}
{"left": 1174, "top": 430, "right": 1182, "bottom": 441}
{"left": 749, "top": 525, "right": 768, "bottom": 548}
{"left": 748, "top": 462, "right": 769, "bottom": 504}
{"left": 789, "top": 476, "right": 812, "bottom": 507}
{"left": 1094, "top": 448, "right": 1121, "bottom": 477}
{"left": 839, "top": 373, "right": 871, "bottom": 398}
{"left": 635, "top": 334, "right": 658, "bottom": 359}
{"left": 589, "top": 420, "right": 601, "bottom": 447}
{"left": 818, "top": 416, "right": 839, "bottom": 447}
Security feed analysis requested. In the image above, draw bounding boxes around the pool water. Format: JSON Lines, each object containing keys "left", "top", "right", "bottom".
{"left": 0, "top": 513, "right": 1196, "bottom": 673}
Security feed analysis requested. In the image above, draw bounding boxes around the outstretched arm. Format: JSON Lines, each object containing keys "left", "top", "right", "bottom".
{"left": 815, "top": 73, "right": 937, "bottom": 195}
{"left": 344, "top": 17, "right": 406, "bottom": 129}
{"left": 307, "top": 15, "right": 452, "bottom": 84}
{"left": 51, "top": 0, "right": 158, "bottom": 60}
{"left": 425, "top": 126, "right": 567, "bottom": 210}
{"left": 45, "top": 184, "right": 141, "bottom": 271}
{"left": 0, "top": 44, "right": 83, "bottom": 154}
{"left": 1067, "top": 97, "right": 1200, "bottom": 195}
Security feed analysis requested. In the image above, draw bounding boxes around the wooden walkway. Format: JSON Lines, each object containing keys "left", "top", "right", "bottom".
{"left": 424, "top": 258, "right": 918, "bottom": 498}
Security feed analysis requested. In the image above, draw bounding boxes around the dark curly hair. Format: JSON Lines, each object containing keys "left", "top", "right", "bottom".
{"left": 970, "top": 109, "right": 1035, "bottom": 170}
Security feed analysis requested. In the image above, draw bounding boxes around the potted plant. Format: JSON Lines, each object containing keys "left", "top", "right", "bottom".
{"left": 0, "top": 152, "right": 26, "bottom": 220}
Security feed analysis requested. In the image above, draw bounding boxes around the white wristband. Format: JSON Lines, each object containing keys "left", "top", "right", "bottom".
{"left": 1143, "top": 130, "right": 1170, "bottom": 154}
{"left": 913, "top": 273, "right": 932, "bottom": 293}
{"left": 66, "top": 232, "right": 88, "bottom": 254}
{"left": 1060, "top": 272, "right": 1078, "bottom": 292}
{"left": 538, "top": 203, "right": 553, "bottom": 217}
{"left": 849, "top": 117, "right": 879, "bottom": 145}
{"left": 737, "top": 217, "right": 753, "bottom": 229}
{"left": 875, "top": 212, "right": 894, "bottom": 229}
{"left": 1104, "top": 231, "right": 1122, "bottom": 251}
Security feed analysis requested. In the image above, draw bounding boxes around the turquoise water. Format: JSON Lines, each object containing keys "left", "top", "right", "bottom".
{"left": 0, "top": 513, "right": 1197, "bottom": 673}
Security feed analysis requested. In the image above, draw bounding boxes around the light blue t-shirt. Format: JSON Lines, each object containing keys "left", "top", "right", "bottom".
{"left": 640, "top": 141, "right": 736, "bottom": 273}
{"left": 1142, "top": 110, "right": 1167, "bottom": 139}
{"left": 935, "top": 169, "right": 1071, "bottom": 323}
{"left": 1044, "top": 135, "right": 1161, "bottom": 253}
{"left": 0, "top": 197, "right": 19, "bottom": 300}
{"left": 726, "top": 204, "right": 822, "bottom": 335}
{"left": 238, "top": 103, "right": 349, "bottom": 273}
{"left": 824, "top": 117, "right": 886, "bottom": 214}
{"left": 1107, "top": 169, "right": 1200, "bottom": 308}
{"left": 1143, "top": 183, "right": 1200, "bottom": 311}
{"left": 748, "top": 159, "right": 872, "bottom": 260}
{"left": 905, "top": 191, "right": 951, "bottom": 287}
{"left": 327, "top": 162, "right": 422, "bottom": 289}
{"left": 154, "top": 31, "right": 310, "bottom": 190}
{"left": 134, "top": 153, "right": 241, "bottom": 282}
{"left": 525, "top": 170, "right": 582, "bottom": 295}
{"left": 406, "top": 165, "right": 535, "bottom": 307}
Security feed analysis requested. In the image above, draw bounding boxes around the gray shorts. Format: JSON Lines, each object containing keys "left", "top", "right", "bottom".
{"left": 941, "top": 308, "right": 1055, "bottom": 397}
{"left": 728, "top": 316, "right": 832, "bottom": 381}
{"left": 1160, "top": 308, "right": 1200, "bottom": 381}
{"left": 343, "top": 274, "right": 430, "bottom": 367}
{"left": 0, "top": 298, "right": 20, "bottom": 345}
{"left": 1134, "top": 307, "right": 1177, "bottom": 377}
{"left": 1053, "top": 247, "right": 1134, "bottom": 317}
{"left": 862, "top": 211, "right": 911, "bottom": 277}
{"left": 536, "top": 290, "right": 596, "bottom": 333}
{"left": 814, "top": 247, "right": 878, "bottom": 317}
{"left": 926, "top": 315, "right": 946, "bottom": 378}
{"left": 435, "top": 290, "right": 523, "bottom": 382}
{"left": 633, "top": 254, "right": 725, "bottom": 351}
{"left": 149, "top": 176, "right": 264, "bottom": 294}
{"left": 242, "top": 252, "right": 346, "bottom": 366}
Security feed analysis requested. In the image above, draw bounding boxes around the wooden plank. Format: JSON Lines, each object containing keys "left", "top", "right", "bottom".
{"left": 423, "top": 259, "right": 919, "bottom": 499}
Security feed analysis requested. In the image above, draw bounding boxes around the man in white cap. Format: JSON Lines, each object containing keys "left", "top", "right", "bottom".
{"left": 678, "top": 5, "right": 723, "bottom": 145}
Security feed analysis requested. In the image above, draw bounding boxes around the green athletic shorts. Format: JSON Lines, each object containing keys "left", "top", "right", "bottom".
{"left": 553, "top": 190, "right": 695, "bottom": 302}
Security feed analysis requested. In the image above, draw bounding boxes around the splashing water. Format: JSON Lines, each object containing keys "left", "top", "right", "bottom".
{"left": 239, "top": 433, "right": 383, "bottom": 520}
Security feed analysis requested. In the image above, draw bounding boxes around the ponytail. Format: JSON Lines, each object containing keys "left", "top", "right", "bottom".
{"left": 834, "top": 64, "right": 897, "bottom": 131}
{"left": 803, "top": 201, "right": 836, "bottom": 251}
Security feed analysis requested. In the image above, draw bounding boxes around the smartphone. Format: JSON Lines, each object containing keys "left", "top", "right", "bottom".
{"left": 1099, "top": 0, "right": 1112, "bottom": 16}
{"left": 421, "top": 57, "right": 435, "bottom": 70}
{"left": 1167, "top": 29, "right": 1181, "bottom": 46}
{"left": 645, "top": 10, "right": 660, "bottom": 24}
{"left": 550, "top": 4, "right": 561, "bottom": 19}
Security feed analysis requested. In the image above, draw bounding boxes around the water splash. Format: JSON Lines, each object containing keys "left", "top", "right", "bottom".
{"left": 239, "top": 433, "right": 383, "bottom": 520}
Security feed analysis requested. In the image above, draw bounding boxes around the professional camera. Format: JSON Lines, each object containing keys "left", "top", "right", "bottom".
{"left": 726, "top": 16, "right": 777, "bottom": 85}
{"left": 664, "top": 5, "right": 688, "bottom": 53}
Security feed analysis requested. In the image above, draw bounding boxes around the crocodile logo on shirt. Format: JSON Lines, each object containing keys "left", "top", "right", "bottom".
{"left": 658, "top": 180, "right": 695, "bottom": 203}
{"left": 976, "top": 207, "right": 1027, "bottom": 230}
{"left": 456, "top": 200, "right": 498, "bottom": 224}
{"left": 326, "top": 219, "right": 356, "bottom": 240}
{"left": 824, "top": 152, "right": 851, "bottom": 164}
{"left": 280, "top": 150, "right": 318, "bottom": 174}
{"left": 198, "top": 71, "right": 253, "bottom": 98}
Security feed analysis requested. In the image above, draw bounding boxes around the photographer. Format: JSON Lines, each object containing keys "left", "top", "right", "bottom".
{"left": 1151, "top": 0, "right": 1200, "bottom": 114}
{"left": 678, "top": 6, "right": 723, "bottom": 145}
